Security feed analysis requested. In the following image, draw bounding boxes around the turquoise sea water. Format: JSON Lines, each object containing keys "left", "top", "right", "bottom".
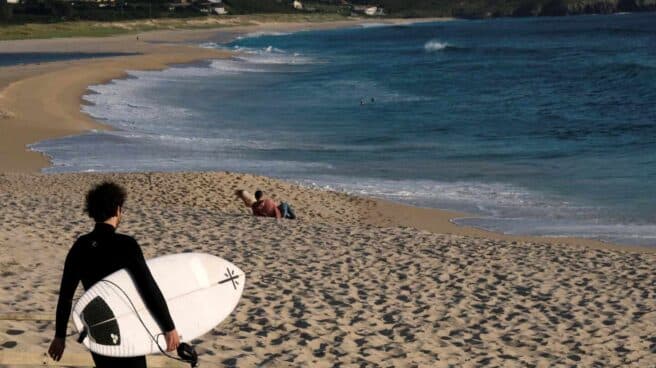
{"left": 32, "top": 13, "right": 656, "bottom": 245}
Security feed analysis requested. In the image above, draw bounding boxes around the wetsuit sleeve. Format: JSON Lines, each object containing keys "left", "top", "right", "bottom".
{"left": 125, "top": 239, "right": 176, "bottom": 333}
{"left": 55, "top": 243, "right": 81, "bottom": 338}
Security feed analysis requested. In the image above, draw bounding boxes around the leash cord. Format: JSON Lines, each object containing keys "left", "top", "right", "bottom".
{"left": 95, "top": 279, "right": 196, "bottom": 366}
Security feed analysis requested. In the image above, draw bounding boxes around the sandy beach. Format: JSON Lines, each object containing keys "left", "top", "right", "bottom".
{"left": 0, "top": 172, "right": 655, "bottom": 367}
{"left": 1, "top": 17, "right": 655, "bottom": 367}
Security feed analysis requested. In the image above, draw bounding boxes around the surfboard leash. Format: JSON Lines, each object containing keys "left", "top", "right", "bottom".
{"left": 86, "top": 279, "right": 293, "bottom": 368}
{"left": 93, "top": 279, "right": 199, "bottom": 367}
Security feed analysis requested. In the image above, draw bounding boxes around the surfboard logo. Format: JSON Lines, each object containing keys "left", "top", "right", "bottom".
{"left": 219, "top": 268, "right": 240, "bottom": 290}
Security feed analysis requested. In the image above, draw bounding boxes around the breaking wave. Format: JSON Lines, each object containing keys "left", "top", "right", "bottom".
{"left": 424, "top": 40, "right": 450, "bottom": 51}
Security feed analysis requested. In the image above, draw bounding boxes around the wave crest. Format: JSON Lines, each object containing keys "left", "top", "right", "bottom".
{"left": 424, "top": 40, "right": 449, "bottom": 52}
{"left": 233, "top": 46, "right": 315, "bottom": 65}
{"left": 236, "top": 31, "right": 293, "bottom": 40}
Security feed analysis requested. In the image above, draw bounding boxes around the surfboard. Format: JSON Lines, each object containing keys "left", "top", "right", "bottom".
{"left": 71, "top": 253, "right": 245, "bottom": 357}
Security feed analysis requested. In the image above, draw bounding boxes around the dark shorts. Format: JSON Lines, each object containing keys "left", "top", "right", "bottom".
{"left": 91, "top": 352, "right": 146, "bottom": 368}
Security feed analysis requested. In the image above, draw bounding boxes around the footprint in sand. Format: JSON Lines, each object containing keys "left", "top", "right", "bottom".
{"left": 1, "top": 341, "right": 18, "bottom": 348}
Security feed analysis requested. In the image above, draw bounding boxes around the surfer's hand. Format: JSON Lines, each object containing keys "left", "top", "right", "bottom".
{"left": 48, "top": 337, "right": 65, "bottom": 361}
{"left": 164, "top": 329, "right": 180, "bottom": 352}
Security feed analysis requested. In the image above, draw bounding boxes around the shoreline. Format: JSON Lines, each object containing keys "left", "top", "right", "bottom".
{"left": 0, "top": 17, "right": 447, "bottom": 172}
{"left": 363, "top": 198, "right": 655, "bottom": 253}
{"left": 0, "top": 18, "right": 653, "bottom": 252}
{"left": 0, "top": 37, "right": 231, "bottom": 171}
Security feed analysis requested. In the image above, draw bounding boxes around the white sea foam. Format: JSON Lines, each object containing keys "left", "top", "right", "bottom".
{"left": 233, "top": 46, "right": 315, "bottom": 65}
{"left": 30, "top": 130, "right": 335, "bottom": 174}
{"left": 82, "top": 79, "right": 192, "bottom": 128}
{"left": 424, "top": 40, "right": 449, "bottom": 52}
{"left": 456, "top": 218, "right": 656, "bottom": 246}
{"left": 360, "top": 23, "right": 390, "bottom": 28}
{"left": 88, "top": 60, "right": 266, "bottom": 83}
{"left": 208, "top": 59, "right": 267, "bottom": 72}
{"left": 135, "top": 60, "right": 265, "bottom": 77}
{"left": 38, "top": 151, "right": 333, "bottom": 175}
{"left": 236, "top": 31, "right": 293, "bottom": 40}
{"left": 299, "top": 176, "right": 580, "bottom": 216}
{"left": 198, "top": 42, "right": 221, "bottom": 49}
{"left": 296, "top": 176, "right": 656, "bottom": 245}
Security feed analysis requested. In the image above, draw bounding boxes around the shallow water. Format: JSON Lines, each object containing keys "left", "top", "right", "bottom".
{"left": 31, "top": 13, "right": 656, "bottom": 245}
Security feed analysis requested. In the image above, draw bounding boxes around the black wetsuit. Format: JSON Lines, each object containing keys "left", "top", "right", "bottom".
{"left": 55, "top": 223, "right": 175, "bottom": 368}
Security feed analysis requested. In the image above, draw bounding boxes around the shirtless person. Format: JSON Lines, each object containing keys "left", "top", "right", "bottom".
{"left": 251, "top": 190, "right": 282, "bottom": 218}
{"left": 48, "top": 182, "right": 180, "bottom": 367}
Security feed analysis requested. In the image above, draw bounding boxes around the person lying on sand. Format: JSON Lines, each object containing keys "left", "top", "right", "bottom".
{"left": 251, "top": 190, "right": 281, "bottom": 219}
{"left": 48, "top": 182, "right": 180, "bottom": 367}
{"left": 250, "top": 190, "right": 296, "bottom": 220}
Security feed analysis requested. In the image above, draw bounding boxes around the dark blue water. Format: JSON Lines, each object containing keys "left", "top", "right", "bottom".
{"left": 32, "top": 13, "right": 656, "bottom": 245}
{"left": 0, "top": 52, "right": 137, "bottom": 67}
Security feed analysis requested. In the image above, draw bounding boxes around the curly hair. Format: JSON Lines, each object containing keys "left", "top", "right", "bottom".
{"left": 85, "top": 182, "right": 127, "bottom": 222}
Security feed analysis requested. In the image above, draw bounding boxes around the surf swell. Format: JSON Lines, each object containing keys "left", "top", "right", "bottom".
{"left": 424, "top": 40, "right": 449, "bottom": 52}
{"left": 233, "top": 46, "right": 315, "bottom": 65}
{"left": 236, "top": 31, "right": 293, "bottom": 40}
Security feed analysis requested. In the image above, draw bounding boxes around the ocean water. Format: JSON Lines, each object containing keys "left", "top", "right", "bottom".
{"left": 31, "top": 13, "right": 656, "bottom": 245}
{"left": 0, "top": 52, "right": 137, "bottom": 67}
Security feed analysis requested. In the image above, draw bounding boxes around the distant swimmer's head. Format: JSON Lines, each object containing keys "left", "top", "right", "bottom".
{"left": 255, "top": 190, "right": 263, "bottom": 201}
{"left": 85, "top": 182, "right": 126, "bottom": 227}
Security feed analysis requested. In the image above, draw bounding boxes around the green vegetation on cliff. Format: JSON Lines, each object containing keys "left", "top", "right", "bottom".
{"left": 0, "top": 0, "right": 654, "bottom": 28}
{"left": 0, "top": 13, "right": 346, "bottom": 40}
{"left": 346, "top": 0, "right": 656, "bottom": 17}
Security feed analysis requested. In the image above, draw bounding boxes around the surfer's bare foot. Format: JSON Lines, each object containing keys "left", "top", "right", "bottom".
{"left": 48, "top": 337, "right": 65, "bottom": 361}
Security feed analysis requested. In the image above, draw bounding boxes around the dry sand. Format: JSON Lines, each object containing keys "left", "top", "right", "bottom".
{"left": 0, "top": 172, "right": 654, "bottom": 367}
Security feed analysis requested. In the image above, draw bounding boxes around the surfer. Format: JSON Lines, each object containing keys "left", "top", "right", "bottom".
{"left": 48, "top": 182, "right": 180, "bottom": 368}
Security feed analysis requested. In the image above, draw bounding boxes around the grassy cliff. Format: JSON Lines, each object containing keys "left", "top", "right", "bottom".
{"left": 0, "top": 0, "right": 654, "bottom": 31}
{"left": 346, "top": 0, "right": 656, "bottom": 17}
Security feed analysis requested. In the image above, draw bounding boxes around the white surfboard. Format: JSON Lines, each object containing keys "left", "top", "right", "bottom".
{"left": 71, "top": 253, "right": 245, "bottom": 357}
